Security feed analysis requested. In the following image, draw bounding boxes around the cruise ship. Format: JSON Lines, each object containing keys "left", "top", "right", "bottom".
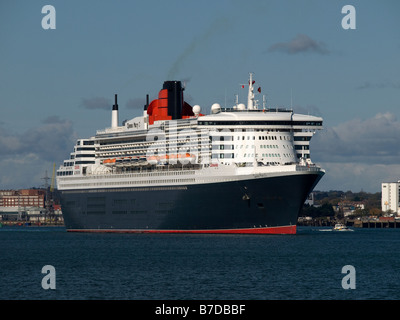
{"left": 56, "top": 74, "right": 324, "bottom": 234}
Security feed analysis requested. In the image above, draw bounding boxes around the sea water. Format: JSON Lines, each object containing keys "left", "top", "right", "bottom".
{"left": 0, "top": 226, "right": 399, "bottom": 300}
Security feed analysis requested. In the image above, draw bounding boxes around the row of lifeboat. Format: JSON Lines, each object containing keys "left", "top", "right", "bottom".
{"left": 102, "top": 153, "right": 196, "bottom": 166}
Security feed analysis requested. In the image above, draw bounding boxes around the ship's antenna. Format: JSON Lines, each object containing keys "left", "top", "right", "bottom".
{"left": 224, "top": 88, "right": 227, "bottom": 109}
{"left": 239, "top": 82, "right": 246, "bottom": 106}
{"left": 263, "top": 94, "right": 267, "bottom": 110}
{"left": 290, "top": 89, "right": 293, "bottom": 111}
{"left": 233, "top": 94, "right": 239, "bottom": 109}
{"left": 247, "top": 72, "right": 255, "bottom": 110}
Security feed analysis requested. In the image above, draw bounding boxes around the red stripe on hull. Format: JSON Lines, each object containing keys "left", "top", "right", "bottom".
{"left": 68, "top": 225, "right": 296, "bottom": 235}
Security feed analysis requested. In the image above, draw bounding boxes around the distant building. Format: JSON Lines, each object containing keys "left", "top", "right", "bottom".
{"left": 0, "top": 189, "right": 63, "bottom": 223}
{"left": 381, "top": 181, "right": 400, "bottom": 215}
{"left": 0, "top": 189, "right": 45, "bottom": 211}
{"left": 337, "top": 200, "right": 366, "bottom": 217}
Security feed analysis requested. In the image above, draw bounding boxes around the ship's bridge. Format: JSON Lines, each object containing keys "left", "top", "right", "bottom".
{"left": 197, "top": 110, "right": 322, "bottom": 129}
{"left": 197, "top": 109, "right": 322, "bottom": 165}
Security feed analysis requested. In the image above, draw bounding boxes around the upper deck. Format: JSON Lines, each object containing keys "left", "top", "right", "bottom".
{"left": 56, "top": 74, "right": 324, "bottom": 185}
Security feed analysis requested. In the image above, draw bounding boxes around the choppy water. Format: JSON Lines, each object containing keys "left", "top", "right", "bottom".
{"left": 0, "top": 226, "right": 399, "bottom": 300}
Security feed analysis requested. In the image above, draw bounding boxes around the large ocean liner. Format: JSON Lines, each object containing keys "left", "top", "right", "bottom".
{"left": 56, "top": 74, "right": 324, "bottom": 234}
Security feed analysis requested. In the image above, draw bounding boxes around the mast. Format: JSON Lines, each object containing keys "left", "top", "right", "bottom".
{"left": 247, "top": 73, "right": 255, "bottom": 110}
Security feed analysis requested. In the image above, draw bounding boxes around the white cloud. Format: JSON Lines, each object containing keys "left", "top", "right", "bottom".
{"left": 316, "top": 163, "right": 400, "bottom": 193}
{"left": 0, "top": 154, "right": 50, "bottom": 189}
{"left": 312, "top": 112, "right": 400, "bottom": 165}
{"left": 0, "top": 117, "right": 77, "bottom": 189}
{"left": 311, "top": 112, "right": 400, "bottom": 192}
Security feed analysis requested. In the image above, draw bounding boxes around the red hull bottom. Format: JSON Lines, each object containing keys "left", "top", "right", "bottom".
{"left": 68, "top": 225, "right": 296, "bottom": 235}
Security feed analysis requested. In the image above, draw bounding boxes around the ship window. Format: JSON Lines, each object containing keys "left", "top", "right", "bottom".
{"left": 112, "top": 210, "right": 127, "bottom": 214}
{"left": 113, "top": 199, "right": 127, "bottom": 206}
{"left": 76, "top": 147, "right": 95, "bottom": 151}
{"left": 88, "top": 197, "right": 105, "bottom": 203}
{"left": 87, "top": 204, "right": 105, "bottom": 209}
{"left": 130, "top": 210, "right": 147, "bottom": 214}
{"left": 75, "top": 154, "right": 94, "bottom": 158}
{"left": 87, "top": 211, "right": 105, "bottom": 215}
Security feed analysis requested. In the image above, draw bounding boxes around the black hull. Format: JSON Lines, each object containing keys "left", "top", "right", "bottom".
{"left": 60, "top": 171, "right": 323, "bottom": 234}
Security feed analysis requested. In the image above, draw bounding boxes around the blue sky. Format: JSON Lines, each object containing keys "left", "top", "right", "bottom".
{"left": 0, "top": 0, "right": 399, "bottom": 192}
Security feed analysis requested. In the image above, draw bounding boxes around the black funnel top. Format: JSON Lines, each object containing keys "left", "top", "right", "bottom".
{"left": 163, "top": 81, "right": 183, "bottom": 120}
{"left": 112, "top": 94, "right": 118, "bottom": 111}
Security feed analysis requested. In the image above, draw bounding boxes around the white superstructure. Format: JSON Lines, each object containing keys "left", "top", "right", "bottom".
{"left": 56, "top": 74, "right": 324, "bottom": 191}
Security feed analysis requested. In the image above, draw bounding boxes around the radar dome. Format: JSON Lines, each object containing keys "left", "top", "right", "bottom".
{"left": 211, "top": 103, "right": 221, "bottom": 114}
{"left": 237, "top": 103, "right": 246, "bottom": 110}
{"left": 192, "top": 105, "right": 201, "bottom": 115}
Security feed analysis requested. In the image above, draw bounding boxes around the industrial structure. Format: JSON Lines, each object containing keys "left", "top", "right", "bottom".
{"left": 0, "top": 166, "right": 62, "bottom": 225}
{"left": 0, "top": 189, "right": 62, "bottom": 224}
